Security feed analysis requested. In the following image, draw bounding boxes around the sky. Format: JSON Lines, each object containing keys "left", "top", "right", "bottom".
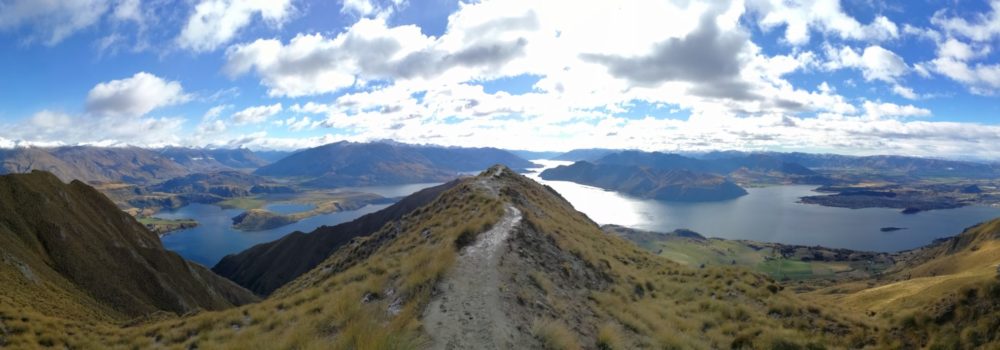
{"left": 0, "top": 0, "right": 998, "bottom": 159}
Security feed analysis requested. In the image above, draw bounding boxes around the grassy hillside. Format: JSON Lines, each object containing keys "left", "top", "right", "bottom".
{"left": 605, "top": 225, "right": 894, "bottom": 284}
{"left": 0, "top": 171, "right": 257, "bottom": 326}
{"left": 213, "top": 181, "right": 460, "bottom": 295}
{"left": 808, "top": 218, "right": 1000, "bottom": 348}
{"left": 2, "top": 166, "right": 999, "bottom": 349}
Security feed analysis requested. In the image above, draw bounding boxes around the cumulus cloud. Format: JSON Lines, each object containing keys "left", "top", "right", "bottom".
{"left": 0, "top": 0, "right": 109, "bottom": 45}
{"left": 930, "top": 1, "right": 1000, "bottom": 42}
{"left": 929, "top": 57, "right": 1000, "bottom": 95}
{"left": 825, "top": 45, "right": 909, "bottom": 83}
{"left": 341, "top": 0, "right": 407, "bottom": 18}
{"left": 747, "top": 0, "right": 898, "bottom": 45}
{"left": 582, "top": 10, "right": 755, "bottom": 100}
{"left": 1, "top": 109, "right": 187, "bottom": 148}
{"left": 224, "top": 16, "right": 530, "bottom": 97}
{"left": 862, "top": 101, "right": 931, "bottom": 119}
{"left": 85, "top": 72, "right": 190, "bottom": 117}
{"left": 231, "top": 103, "right": 282, "bottom": 124}
{"left": 177, "top": 0, "right": 294, "bottom": 52}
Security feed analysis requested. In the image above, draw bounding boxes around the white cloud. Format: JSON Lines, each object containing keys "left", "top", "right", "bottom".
{"left": 85, "top": 72, "right": 190, "bottom": 117}
{"left": 747, "top": 0, "right": 898, "bottom": 45}
{"left": 825, "top": 45, "right": 909, "bottom": 84}
{"left": 341, "top": 0, "right": 406, "bottom": 18}
{"left": 1, "top": 109, "right": 187, "bottom": 148}
{"left": 224, "top": 15, "right": 532, "bottom": 97}
{"left": 929, "top": 57, "right": 1000, "bottom": 94}
{"left": 231, "top": 103, "right": 283, "bottom": 125}
{"left": 285, "top": 116, "right": 315, "bottom": 131}
{"left": 177, "top": 0, "right": 294, "bottom": 52}
{"left": 937, "top": 38, "right": 990, "bottom": 61}
{"left": 0, "top": 0, "right": 110, "bottom": 45}
{"left": 891, "top": 85, "right": 919, "bottom": 100}
{"left": 862, "top": 101, "right": 931, "bottom": 119}
{"left": 931, "top": 1, "right": 1000, "bottom": 42}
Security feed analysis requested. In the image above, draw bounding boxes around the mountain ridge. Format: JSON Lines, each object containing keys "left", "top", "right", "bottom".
{"left": 0, "top": 171, "right": 257, "bottom": 323}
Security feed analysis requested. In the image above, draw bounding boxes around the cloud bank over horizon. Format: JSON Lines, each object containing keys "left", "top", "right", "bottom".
{"left": 0, "top": 0, "right": 998, "bottom": 159}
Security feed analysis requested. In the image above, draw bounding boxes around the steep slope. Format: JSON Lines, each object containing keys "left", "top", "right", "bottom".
{"left": 0, "top": 171, "right": 257, "bottom": 324}
{"left": 4, "top": 167, "right": 999, "bottom": 349}
{"left": 253, "top": 141, "right": 535, "bottom": 187}
{"left": 808, "top": 218, "right": 1000, "bottom": 348}
{"left": 270, "top": 166, "right": 871, "bottom": 349}
{"left": 541, "top": 161, "right": 748, "bottom": 201}
{"left": 213, "top": 180, "right": 460, "bottom": 295}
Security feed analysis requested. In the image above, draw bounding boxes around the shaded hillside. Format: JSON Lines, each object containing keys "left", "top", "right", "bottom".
{"left": 213, "top": 180, "right": 460, "bottom": 295}
{"left": 0, "top": 171, "right": 257, "bottom": 324}
{"left": 158, "top": 147, "right": 268, "bottom": 171}
{"left": 541, "top": 161, "right": 748, "bottom": 201}
{"left": 254, "top": 141, "right": 536, "bottom": 187}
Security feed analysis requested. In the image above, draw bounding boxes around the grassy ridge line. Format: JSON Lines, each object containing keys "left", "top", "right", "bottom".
{"left": 0, "top": 177, "right": 505, "bottom": 349}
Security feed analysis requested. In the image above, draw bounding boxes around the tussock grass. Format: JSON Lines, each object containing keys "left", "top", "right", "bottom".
{"left": 532, "top": 318, "right": 581, "bottom": 350}
{"left": 1, "top": 178, "right": 505, "bottom": 349}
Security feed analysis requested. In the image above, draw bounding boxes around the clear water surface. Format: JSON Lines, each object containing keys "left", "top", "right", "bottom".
{"left": 526, "top": 160, "right": 1000, "bottom": 252}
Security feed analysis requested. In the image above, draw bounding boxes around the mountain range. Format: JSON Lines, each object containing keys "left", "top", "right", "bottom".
{"left": 254, "top": 141, "right": 537, "bottom": 187}
{"left": 0, "top": 167, "right": 997, "bottom": 348}
{"left": 541, "top": 161, "right": 749, "bottom": 201}
{"left": 0, "top": 146, "right": 268, "bottom": 185}
{"left": 539, "top": 150, "right": 835, "bottom": 201}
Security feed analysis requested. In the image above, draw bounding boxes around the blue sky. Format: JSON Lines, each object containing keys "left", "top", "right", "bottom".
{"left": 0, "top": 0, "right": 998, "bottom": 159}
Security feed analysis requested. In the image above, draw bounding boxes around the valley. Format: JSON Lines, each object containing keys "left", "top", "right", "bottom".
{"left": 5, "top": 3, "right": 1000, "bottom": 348}
{"left": 2, "top": 145, "right": 1000, "bottom": 349}
{"left": 2, "top": 166, "right": 997, "bottom": 349}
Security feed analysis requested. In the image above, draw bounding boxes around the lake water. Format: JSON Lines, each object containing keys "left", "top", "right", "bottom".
{"left": 264, "top": 202, "right": 316, "bottom": 215}
{"left": 159, "top": 183, "right": 443, "bottom": 267}
{"left": 160, "top": 162, "right": 1000, "bottom": 267}
{"left": 158, "top": 203, "right": 389, "bottom": 267}
{"left": 527, "top": 160, "right": 1000, "bottom": 252}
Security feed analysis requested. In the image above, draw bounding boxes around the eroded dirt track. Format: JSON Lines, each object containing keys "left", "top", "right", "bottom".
{"left": 423, "top": 205, "right": 523, "bottom": 350}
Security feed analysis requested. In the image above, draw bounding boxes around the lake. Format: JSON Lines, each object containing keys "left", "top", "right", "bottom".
{"left": 159, "top": 183, "right": 444, "bottom": 267}
{"left": 161, "top": 162, "right": 1000, "bottom": 267}
{"left": 527, "top": 160, "right": 1000, "bottom": 252}
{"left": 159, "top": 203, "right": 389, "bottom": 267}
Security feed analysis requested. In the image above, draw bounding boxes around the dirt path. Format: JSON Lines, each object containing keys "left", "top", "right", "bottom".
{"left": 423, "top": 205, "right": 523, "bottom": 350}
